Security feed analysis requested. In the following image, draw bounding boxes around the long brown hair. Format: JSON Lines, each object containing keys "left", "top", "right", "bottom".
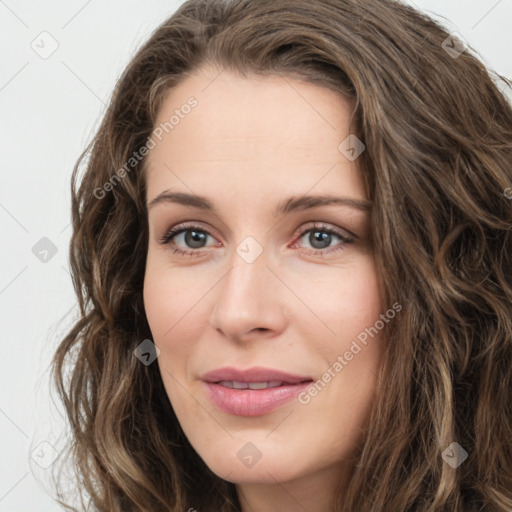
{"left": 51, "top": 0, "right": 512, "bottom": 510}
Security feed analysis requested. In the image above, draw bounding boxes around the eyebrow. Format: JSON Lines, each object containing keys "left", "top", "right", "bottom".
{"left": 147, "top": 191, "right": 372, "bottom": 215}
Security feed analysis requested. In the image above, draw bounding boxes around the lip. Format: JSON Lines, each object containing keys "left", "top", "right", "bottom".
{"left": 201, "top": 366, "right": 312, "bottom": 384}
{"left": 201, "top": 366, "right": 313, "bottom": 417}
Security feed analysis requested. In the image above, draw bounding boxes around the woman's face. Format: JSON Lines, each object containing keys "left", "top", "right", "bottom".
{"left": 143, "top": 66, "right": 386, "bottom": 494}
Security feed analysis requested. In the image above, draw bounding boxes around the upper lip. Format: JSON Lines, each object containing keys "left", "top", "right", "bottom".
{"left": 201, "top": 366, "right": 313, "bottom": 384}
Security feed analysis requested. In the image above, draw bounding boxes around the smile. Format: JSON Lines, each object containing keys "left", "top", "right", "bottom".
{"left": 200, "top": 367, "right": 314, "bottom": 416}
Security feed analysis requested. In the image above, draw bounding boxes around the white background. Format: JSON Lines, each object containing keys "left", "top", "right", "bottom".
{"left": 1, "top": 1, "right": 511, "bottom": 510}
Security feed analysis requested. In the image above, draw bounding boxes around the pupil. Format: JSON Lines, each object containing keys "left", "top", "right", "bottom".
{"left": 310, "top": 231, "right": 331, "bottom": 249}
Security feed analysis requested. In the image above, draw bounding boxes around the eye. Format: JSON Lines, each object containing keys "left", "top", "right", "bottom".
{"left": 159, "top": 222, "right": 219, "bottom": 257}
{"left": 292, "top": 223, "right": 354, "bottom": 256}
{"left": 159, "top": 221, "right": 354, "bottom": 257}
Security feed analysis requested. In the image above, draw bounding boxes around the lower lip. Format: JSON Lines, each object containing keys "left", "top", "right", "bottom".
{"left": 203, "top": 381, "right": 312, "bottom": 416}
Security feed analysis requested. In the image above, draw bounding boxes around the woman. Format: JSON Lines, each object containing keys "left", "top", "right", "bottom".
{"left": 51, "top": 0, "right": 512, "bottom": 510}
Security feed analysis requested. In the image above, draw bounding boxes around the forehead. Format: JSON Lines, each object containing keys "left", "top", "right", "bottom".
{"left": 145, "top": 67, "right": 367, "bottom": 204}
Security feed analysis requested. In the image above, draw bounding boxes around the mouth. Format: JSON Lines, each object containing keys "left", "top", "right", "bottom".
{"left": 200, "top": 366, "right": 314, "bottom": 416}
{"left": 216, "top": 380, "right": 290, "bottom": 389}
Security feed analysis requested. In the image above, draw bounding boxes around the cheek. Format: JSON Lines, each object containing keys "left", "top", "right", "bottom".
{"left": 143, "top": 264, "right": 203, "bottom": 413}
{"left": 143, "top": 265, "right": 176, "bottom": 341}
{"left": 143, "top": 265, "right": 189, "bottom": 379}
{"left": 338, "top": 264, "right": 383, "bottom": 335}
{"left": 143, "top": 258, "right": 219, "bottom": 400}
{"left": 143, "top": 255, "right": 210, "bottom": 342}
{"left": 289, "top": 257, "right": 385, "bottom": 408}
{"left": 286, "top": 255, "right": 383, "bottom": 340}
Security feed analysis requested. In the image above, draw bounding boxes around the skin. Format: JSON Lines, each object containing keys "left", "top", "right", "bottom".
{"left": 143, "top": 65, "right": 387, "bottom": 512}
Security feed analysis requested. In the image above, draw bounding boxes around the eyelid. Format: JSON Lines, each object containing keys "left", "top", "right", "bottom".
{"left": 293, "top": 221, "right": 356, "bottom": 242}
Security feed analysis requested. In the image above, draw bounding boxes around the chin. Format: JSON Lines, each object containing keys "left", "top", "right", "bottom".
{"left": 194, "top": 439, "right": 310, "bottom": 485}
{"left": 209, "top": 459, "right": 303, "bottom": 485}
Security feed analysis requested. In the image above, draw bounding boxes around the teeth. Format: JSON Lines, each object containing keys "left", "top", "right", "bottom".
{"left": 218, "top": 380, "right": 283, "bottom": 389}
{"left": 218, "top": 381, "right": 248, "bottom": 389}
{"left": 248, "top": 381, "right": 282, "bottom": 389}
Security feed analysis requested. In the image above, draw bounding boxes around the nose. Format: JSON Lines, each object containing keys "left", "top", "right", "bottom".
{"left": 209, "top": 245, "right": 288, "bottom": 342}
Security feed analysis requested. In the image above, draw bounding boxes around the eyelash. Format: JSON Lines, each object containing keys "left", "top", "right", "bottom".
{"left": 159, "top": 222, "right": 354, "bottom": 258}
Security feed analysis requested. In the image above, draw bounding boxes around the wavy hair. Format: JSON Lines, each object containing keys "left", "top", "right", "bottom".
{"left": 51, "top": 0, "right": 512, "bottom": 510}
